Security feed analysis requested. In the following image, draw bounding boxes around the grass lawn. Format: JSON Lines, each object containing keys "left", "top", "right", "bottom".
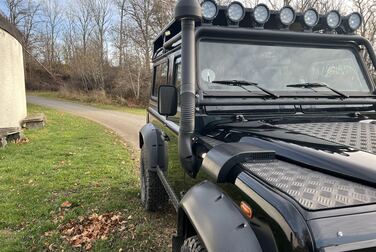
{"left": 27, "top": 91, "right": 146, "bottom": 116}
{"left": 0, "top": 104, "right": 174, "bottom": 251}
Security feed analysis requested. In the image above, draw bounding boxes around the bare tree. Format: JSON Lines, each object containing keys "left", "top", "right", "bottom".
{"left": 292, "top": 0, "right": 319, "bottom": 11}
{"left": 126, "top": 0, "right": 155, "bottom": 75}
{"left": 22, "top": 0, "right": 40, "bottom": 50}
{"left": 314, "top": 0, "right": 345, "bottom": 13}
{"left": 352, "top": 0, "right": 376, "bottom": 42}
{"left": 4, "top": 0, "right": 25, "bottom": 25}
{"left": 89, "top": 0, "right": 110, "bottom": 64}
{"left": 267, "top": 0, "right": 288, "bottom": 9}
{"left": 64, "top": 0, "right": 95, "bottom": 90}
{"left": 114, "top": 0, "right": 127, "bottom": 68}
{"left": 126, "top": 47, "right": 143, "bottom": 99}
{"left": 86, "top": 0, "right": 111, "bottom": 89}
{"left": 73, "top": 0, "right": 93, "bottom": 55}
{"left": 62, "top": 8, "right": 77, "bottom": 63}
{"left": 151, "top": 0, "right": 175, "bottom": 32}
{"left": 41, "top": 0, "right": 63, "bottom": 66}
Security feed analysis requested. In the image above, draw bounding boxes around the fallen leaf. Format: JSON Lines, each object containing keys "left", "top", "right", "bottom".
{"left": 61, "top": 201, "right": 72, "bottom": 208}
{"left": 48, "top": 243, "right": 55, "bottom": 251}
{"left": 43, "top": 231, "right": 54, "bottom": 237}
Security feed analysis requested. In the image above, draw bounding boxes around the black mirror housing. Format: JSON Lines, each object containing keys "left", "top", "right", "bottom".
{"left": 158, "top": 85, "right": 178, "bottom": 116}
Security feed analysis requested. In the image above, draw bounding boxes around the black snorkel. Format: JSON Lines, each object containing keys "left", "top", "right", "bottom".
{"left": 175, "top": 0, "right": 201, "bottom": 177}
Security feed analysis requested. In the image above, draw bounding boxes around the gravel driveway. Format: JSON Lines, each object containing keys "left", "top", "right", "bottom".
{"left": 27, "top": 96, "right": 145, "bottom": 148}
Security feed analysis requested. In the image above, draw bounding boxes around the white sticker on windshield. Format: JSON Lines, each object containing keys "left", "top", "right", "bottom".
{"left": 201, "top": 69, "right": 216, "bottom": 83}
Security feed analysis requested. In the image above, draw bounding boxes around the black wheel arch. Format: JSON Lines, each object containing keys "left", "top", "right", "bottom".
{"left": 176, "top": 181, "right": 262, "bottom": 252}
{"left": 139, "top": 123, "right": 168, "bottom": 171}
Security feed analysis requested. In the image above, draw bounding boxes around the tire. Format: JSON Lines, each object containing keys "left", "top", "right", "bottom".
{"left": 181, "top": 236, "right": 207, "bottom": 252}
{"left": 140, "top": 145, "right": 168, "bottom": 211}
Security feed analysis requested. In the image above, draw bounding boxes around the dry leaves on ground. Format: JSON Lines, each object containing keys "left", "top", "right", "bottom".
{"left": 15, "top": 137, "right": 29, "bottom": 145}
{"left": 60, "top": 212, "right": 126, "bottom": 250}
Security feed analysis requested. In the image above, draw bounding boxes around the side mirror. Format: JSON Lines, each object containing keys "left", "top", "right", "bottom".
{"left": 158, "top": 85, "right": 178, "bottom": 116}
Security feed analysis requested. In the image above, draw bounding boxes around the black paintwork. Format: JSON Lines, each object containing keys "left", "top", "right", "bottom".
{"left": 210, "top": 124, "right": 376, "bottom": 187}
{"left": 201, "top": 142, "right": 275, "bottom": 183}
{"left": 197, "top": 119, "right": 376, "bottom": 250}
{"left": 139, "top": 123, "right": 168, "bottom": 172}
{"left": 179, "top": 181, "right": 262, "bottom": 252}
{"left": 158, "top": 85, "right": 178, "bottom": 116}
{"left": 236, "top": 172, "right": 315, "bottom": 251}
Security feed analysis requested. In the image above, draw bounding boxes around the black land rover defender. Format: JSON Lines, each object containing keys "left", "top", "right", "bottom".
{"left": 139, "top": 0, "right": 376, "bottom": 251}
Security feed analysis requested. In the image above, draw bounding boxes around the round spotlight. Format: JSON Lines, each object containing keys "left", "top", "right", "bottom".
{"left": 201, "top": 0, "right": 218, "bottom": 21}
{"left": 303, "top": 8, "right": 319, "bottom": 27}
{"left": 348, "top": 12, "right": 362, "bottom": 31}
{"left": 253, "top": 4, "right": 270, "bottom": 25}
{"left": 326, "top": 10, "right": 341, "bottom": 29}
{"left": 227, "top": 1, "right": 245, "bottom": 23}
{"left": 279, "top": 6, "right": 296, "bottom": 26}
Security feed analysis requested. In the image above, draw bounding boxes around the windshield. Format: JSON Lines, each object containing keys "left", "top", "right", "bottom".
{"left": 198, "top": 41, "right": 371, "bottom": 94}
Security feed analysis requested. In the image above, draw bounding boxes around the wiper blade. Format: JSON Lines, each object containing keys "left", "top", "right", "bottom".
{"left": 212, "top": 80, "right": 279, "bottom": 99}
{"left": 287, "top": 82, "right": 349, "bottom": 99}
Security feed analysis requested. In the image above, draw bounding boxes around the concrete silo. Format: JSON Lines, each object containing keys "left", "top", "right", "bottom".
{"left": 0, "top": 15, "right": 26, "bottom": 132}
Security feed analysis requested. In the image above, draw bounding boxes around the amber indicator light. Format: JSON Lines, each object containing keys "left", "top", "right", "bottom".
{"left": 240, "top": 201, "right": 253, "bottom": 219}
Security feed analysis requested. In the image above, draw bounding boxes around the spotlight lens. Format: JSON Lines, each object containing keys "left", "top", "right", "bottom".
{"left": 228, "top": 2, "right": 245, "bottom": 22}
{"left": 253, "top": 4, "right": 270, "bottom": 24}
{"left": 348, "top": 12, "right": 362, "bottom": 30}
{"left": 304, "top": 9, "right": 319, "bottom": 27}
{"left": 327, "top": 10, "right": 341, "bottom": 29}
{"left": 280, "top": 6, "right": 295, "bottom": 26}
{"left": 201, "top": 0, "right": 217, "bottom": 20}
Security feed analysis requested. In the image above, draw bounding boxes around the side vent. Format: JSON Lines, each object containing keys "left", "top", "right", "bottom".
{"left": 201, "top": 143, "right": 275, "bottom": 183}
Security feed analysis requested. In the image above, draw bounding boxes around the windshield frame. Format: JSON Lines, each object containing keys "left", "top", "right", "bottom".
{"left": 196, "top": 29, "right": 376, "bottom": 100}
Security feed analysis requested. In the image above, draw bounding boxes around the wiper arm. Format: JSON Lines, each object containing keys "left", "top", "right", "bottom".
{"left": 286, "top": 82, "right": 349, "bottom": 99}
{"left": 212, "top": 80, "right": 279, "bottom": 99}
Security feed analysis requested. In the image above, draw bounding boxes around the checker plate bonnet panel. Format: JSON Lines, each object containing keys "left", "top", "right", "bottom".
{"left": 242, "top": 161, "right": 376, "bottom": 210}
{"left": 278, "top": 122, "right": 376, "bottom": 154}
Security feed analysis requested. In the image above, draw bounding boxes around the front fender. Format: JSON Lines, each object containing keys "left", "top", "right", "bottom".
{"left": 179, "top": 181, "right": 262, "bottom": 252}
{"left": 139, "top": 123, "right": 167, "bottom": 171}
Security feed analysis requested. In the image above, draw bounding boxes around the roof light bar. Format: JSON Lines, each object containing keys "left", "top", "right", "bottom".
{"left": 326, "top": 10, "right": 342, "bottom": 30}
{"left": 198, "top": 2, "right": 362, "bottom": 35}
{"left": 279, "top": 6, "right": 296, "bottom": 27}
{"left": 252, "top": 4, "right": 270, "bottom": 26}
{"left": 201, "top": 0, "right": 218, "bottom": 22}
{"left": 227, "top": 1, "right": 245, "bottom": 25}
{"left": 347, "top": 12, "right": 362, "bottom": 32}
{"left": 303, "top": 8, "right": 319, "bottom": 28}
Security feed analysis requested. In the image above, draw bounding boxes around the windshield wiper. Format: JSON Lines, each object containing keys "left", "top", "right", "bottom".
{"left": 212, "top": 80, "right": 279, "bottom": 99}
{"left": 286, "top": 82, "right": 349, "bottom": 99}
